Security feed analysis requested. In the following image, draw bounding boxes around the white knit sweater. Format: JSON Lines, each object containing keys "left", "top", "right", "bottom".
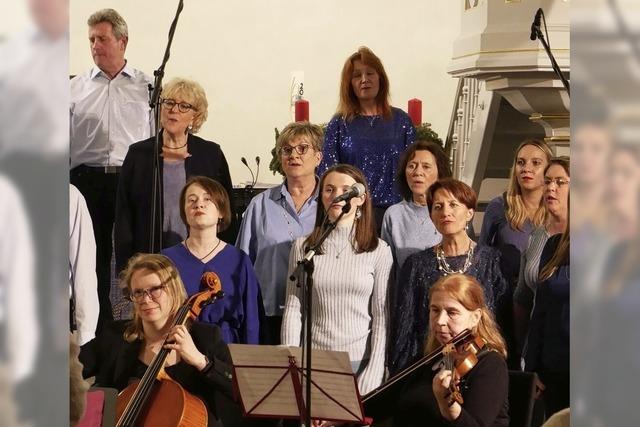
{"left": 281, "top": 224, "right": 392, "bottom": 394}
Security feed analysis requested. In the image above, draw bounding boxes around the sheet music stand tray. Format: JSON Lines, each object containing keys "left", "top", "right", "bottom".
{"left": 228, "top": 344, "right": 365, "bottom": 424}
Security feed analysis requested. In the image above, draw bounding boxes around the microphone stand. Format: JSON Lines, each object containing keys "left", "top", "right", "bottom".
{"left": 289, "top": 203, "right": 352, "bottom": 427}
{"left": 531, "top": 10, "right": 570, "bottom": 95}
{"left": 148, "top": 0, "right": 185, "bottom": 253}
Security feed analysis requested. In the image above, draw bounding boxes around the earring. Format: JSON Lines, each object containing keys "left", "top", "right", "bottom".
{"left": 465, "top": 222, "right": 469, "bottom": 231}
{"left": 185, "top": 123, "right": 193, "bottom": 134}
{"left": 355, "top": 207, "right": 362, "bottom": 220}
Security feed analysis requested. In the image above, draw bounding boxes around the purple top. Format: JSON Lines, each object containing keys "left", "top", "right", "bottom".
{"left": 162, "top": 243, "right": 262, "bottom": 344}
{"left": 479, "top": 195, "right": 536, "bottom": 281}
{"left": 318, "top": 107, "right": 415, "bottom": 208}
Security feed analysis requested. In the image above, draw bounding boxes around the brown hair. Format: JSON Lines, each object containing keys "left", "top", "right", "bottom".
{"left": 179, "top": 176, "right": 231, "bottom": 232}
{"left": 424, "top": 274, "right": 507, "bottom": 358}
{"left": 120, "top": 254, "right": 188, "bottom": 342}
{"left": 162, "top": 77, "right": 209, "bottom": 133}
{"left": 397, "top": 140, "right": 451, "bottom": 200}
{"left": 427, "top": 178, "right": 477, "bottom": 213}
{"left": 305, "top": 164, "right": 378, "bottom": 254}
{"left": 336, "top": 46, "right": 392, "bottom": 121}
{"left": 505, "top": 139, "right": 553, "bottom": 231}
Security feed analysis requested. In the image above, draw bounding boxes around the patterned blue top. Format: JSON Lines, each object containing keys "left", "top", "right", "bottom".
{"left": 388, "top": 244, "right": 507, "bottom": 375}
{"left": 319, "top": 107, "right": 415, "bottom": 208}
{"left": 162, "top": 243, "right": 262, "bottom": 344}
{"left": 235, "top": 182, "right": 318, "bottom": 316}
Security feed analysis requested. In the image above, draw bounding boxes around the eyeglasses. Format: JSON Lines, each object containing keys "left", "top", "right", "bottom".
{"left": 128, "top": 285, "right": 166, "bottom": 302}
{"left": 160, "top": 98, "right": 194, "bottom": 113}
{"left": 544, "top": 177, "right": 570, "bottom": 186}
{"left": 280, "top": 144, "right": 312, "bottom": 157}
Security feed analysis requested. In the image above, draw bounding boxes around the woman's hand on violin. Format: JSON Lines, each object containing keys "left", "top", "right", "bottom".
{"left": 164, "top": 325, "right": 207, "bottom": 370}
{"left": 433, "top": 369, "right": 462, "bottom": 421}
{"left": 311, "top": 420, "right": 341, "bottom": 427}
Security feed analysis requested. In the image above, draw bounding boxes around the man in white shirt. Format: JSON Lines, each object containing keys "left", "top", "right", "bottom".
{"left": 70, "top": 9, "right": 153, "bottom": 331}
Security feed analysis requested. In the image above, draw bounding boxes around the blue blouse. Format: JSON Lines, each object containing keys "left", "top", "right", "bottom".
{"left": 319, "top": 107, "right": 415, "bottom": 208}
{"left": 162, "top": 243, "right": 262, "bottom": 344}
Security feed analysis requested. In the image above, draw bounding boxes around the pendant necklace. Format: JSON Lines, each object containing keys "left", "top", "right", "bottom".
{"left": 185, "top": 238, "right": 221, "bottom": 261}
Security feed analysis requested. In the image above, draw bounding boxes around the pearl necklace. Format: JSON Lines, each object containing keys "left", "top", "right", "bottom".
{"left": 436, "top": 243, "right": 475, "bottom": 275}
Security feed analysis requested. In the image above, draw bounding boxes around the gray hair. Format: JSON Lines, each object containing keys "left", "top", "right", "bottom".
{"left": 87, "top": 8, "right": 128, "bottom": 40}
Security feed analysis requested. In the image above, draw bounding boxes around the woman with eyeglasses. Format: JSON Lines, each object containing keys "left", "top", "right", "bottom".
{"left": 319, "top": 46, "right": 415, "bottom": 232}
{"left": 513, "top": 157, "right": 570, "bottom": 354}
{"left": 236, "top": 122, "right": 323, "bottom": 345}
{"left": 79, "top": 253, "right": 242, "bottom": 427}
{"left": 114, "top": 77, "right": 235, "bottom": 275}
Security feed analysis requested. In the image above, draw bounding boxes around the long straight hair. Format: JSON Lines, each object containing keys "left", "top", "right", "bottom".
{"left": 505, "top": 139, "right": 553, "bottom": 231}
{"left": 304, "top": 164, "right": 378, "bottom": 254}
{"left": 424, "top": 274, "right": 507, "bottom": 358}
{"left": 336, "top": 46, "right": 392, "bottom": 121}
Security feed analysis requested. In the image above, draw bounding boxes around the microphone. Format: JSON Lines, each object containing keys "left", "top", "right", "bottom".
{"left": 255, "top": 156, "right": 260, "bottom": 187}
{"left": 332, "top": 183, "right": 366, "bottom": 203}
{"left": 241, "top": 157, "right": 255, "bottom": 188}
{"left": 530, "top": 8, "right": 543, "bottom": 41}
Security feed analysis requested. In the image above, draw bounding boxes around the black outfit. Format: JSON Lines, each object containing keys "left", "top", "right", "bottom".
{"left": 70, "top": 165, "right": 119, "bottom": 331}
{"left": 80, "top": 320, "right": 242, "bottom": 427}
{"left": 524, "top": 234, "right": 570, "bottom": 417}
{"left": 393, "top": 350, "right": 509, "bottom": 427}
{"left": 114, "top": 133, "right": 236, "bottom": 273}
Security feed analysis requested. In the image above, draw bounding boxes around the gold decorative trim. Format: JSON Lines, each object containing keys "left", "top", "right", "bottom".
{"left": 544, "top": 136, "right": 571, "bottom": 143}
{"left": 452, "top": 48, "right": 570, "bottom": 60}
{"left": 505, "top": 0, "right": 522, "bottom": 3}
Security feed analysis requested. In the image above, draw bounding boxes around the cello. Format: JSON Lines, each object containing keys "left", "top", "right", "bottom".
{"left": 115, "top": 272, "right": 224, "bottom": 427}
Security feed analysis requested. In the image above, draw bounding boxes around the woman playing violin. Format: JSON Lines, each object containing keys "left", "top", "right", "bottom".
{"left": 79, "top": 253, "right": 241, "bottom": 427}
{"left": 393, "top": 274, "right": 509, "bottom": 427}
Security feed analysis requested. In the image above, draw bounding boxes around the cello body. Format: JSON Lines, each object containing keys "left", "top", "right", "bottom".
{"left": 116, "top": 377, "right": 208, "bottom": 427}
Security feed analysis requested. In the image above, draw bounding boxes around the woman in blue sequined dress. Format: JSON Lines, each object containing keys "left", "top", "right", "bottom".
{"left": 319, "top": 46, "right": 415, "bottom": 231}
{"left": 388, "top": 179, "right": 507, "bottom": 375}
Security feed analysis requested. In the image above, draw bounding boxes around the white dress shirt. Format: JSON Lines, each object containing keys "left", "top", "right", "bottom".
{"left": 69, "top": 184, "right": 99, "bottom": 345}
{"left": 70, "top": 63, "right": 153, "bottom": 168}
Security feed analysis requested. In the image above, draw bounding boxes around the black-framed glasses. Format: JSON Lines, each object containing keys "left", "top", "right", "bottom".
{"left": 280, "top": 144, "right": 311, "bottom": 157}
{"left": 128, "top": 285, "right": 166, "bottom": 302}
{"left": 160, "top": 98, "right": 194, "bottom": 113}
{"left": 544, "top": 177, "right": 570, "bottom": 186}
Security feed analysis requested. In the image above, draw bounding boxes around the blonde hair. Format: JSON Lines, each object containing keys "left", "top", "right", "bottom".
{"left": 120, "top": 254, "right": 188, "bottom": 342}
{"left": 505, "top": 139, "right": 553, "bottom": 231}
{"left": 162, "top": 77, "right": 209, "bottom": 133}
{"left": 424, "top": 274, "right": 507, "bottom": 358}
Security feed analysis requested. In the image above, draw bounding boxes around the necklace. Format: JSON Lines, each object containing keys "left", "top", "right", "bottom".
{"left": 329, "top": 240, "right": 352, "bottom": 259}
{"left": 436, "top": 242, "right": 475, "bottom": 275}
{"left": 365, "top": 115, "right": 379, "bottom": 127}
{"left": 185, "top": 238, "right": 221, "bottom": 261}
{"left": 164, "top": 141, "right": 188, "bottom": 150}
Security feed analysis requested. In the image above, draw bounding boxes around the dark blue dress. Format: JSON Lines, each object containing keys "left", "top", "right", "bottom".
{"left": 388, "top": 245, "right": 507, "bottom": 375}
{"left": 162, "top": 243, "right": 262, "bottom": 344}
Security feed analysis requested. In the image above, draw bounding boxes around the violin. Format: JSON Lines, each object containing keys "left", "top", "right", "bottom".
{"left": 441, "top": 335, "right": 486, "bottom": 406}
{"left": 115, "top": 272, "right": 224, "bottom": 427}
{"left": 362, "top": 329, "right": 484, "bottom": 419}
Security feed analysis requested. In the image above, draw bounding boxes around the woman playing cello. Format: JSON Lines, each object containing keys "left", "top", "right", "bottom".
{"left": 393, "top": 274, "right": 509, "bottom": 427}
{"left": 79, "top": 253, "right": 240, "bottom": 427}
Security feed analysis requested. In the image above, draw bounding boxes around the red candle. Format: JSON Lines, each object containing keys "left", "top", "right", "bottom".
{"left": 408, "top": 98, "right": 422, "bottom": 126}
{"left": 295, "top": 98, "right": 309, "bottom": 122}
